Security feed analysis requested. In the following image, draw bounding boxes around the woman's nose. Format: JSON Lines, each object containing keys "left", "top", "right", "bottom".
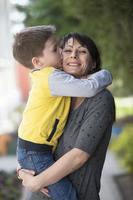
{"left": 70, "top": 51, "right": 78, "bottom": 58}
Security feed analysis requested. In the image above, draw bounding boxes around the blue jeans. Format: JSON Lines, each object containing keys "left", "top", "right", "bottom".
{"left": 17, "top": 147, "right": 78, "bottom": 200}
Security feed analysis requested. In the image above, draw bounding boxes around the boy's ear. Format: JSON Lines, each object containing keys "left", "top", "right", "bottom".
{"left": 32, "top": 57, "right": 40, "bottom": 67}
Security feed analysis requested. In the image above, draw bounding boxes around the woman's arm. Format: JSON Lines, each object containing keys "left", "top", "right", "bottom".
{"left": 48, "top": 69, "right": 112, "bottom": 97}
{"left": 19, "top": 148, "right": 89, "bottom": 191}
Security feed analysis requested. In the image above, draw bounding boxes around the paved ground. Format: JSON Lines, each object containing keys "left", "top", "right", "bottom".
{"left": 100, "top": 151, "right": 124, "bottom": 200}
{"left": 0, "top": 151, "right": 124, "bottom": 200}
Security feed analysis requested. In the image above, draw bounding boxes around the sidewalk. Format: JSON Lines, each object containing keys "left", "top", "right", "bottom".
{"left": 100, "top": 151, "right": 124, "bottom": 200}
{"left": 0, "top": 151, "right": 124, "bottom": 200}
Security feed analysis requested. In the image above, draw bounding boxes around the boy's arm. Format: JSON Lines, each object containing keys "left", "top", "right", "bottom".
{"left": 48, "top": 69, "right": 112, "bottom": 97}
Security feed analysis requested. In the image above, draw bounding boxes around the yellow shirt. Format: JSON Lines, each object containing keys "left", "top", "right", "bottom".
{"left": 18, "top": 67, "right": 71, "bottom": 149}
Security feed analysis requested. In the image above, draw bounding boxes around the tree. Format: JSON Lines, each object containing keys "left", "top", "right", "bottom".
{"left": 16, "top": 0, "right": 133, "bottom": 96}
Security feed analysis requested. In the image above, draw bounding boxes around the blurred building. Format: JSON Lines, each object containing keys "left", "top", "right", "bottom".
{"left": 0, "top": 0, "right": 29, "bottom": 136}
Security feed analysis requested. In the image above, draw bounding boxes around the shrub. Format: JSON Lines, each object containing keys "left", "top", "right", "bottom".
{"left": 111, "top": 125, "right": 133, "bottom": 173}
{"left": 0, "top": 170, "right": 22, "bottom": 200}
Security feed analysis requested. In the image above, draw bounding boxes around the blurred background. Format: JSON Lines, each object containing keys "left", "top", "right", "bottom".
{"left": 0, "top": 0, "right": 132, "bottom": 199}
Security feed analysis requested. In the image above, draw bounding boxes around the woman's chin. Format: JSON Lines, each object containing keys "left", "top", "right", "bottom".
{"left": 64, "top": 69, "right": 79, "bottom": 77}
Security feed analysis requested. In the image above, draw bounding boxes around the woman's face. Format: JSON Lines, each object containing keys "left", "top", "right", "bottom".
{"left": 62, "top": 38, "right": 95, "bottom": 78}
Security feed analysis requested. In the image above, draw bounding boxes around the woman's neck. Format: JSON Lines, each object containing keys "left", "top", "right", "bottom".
{"left": 71, "top": 97, "right": 86, "bottom": 110}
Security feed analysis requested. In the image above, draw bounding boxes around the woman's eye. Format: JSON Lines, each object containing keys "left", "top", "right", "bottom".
{"left": 79, "top": 50, "right": 87, "bottom": 54}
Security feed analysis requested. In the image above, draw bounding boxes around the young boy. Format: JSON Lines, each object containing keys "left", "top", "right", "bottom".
{"left": 13, "top": 25, "right": 112, "bottom": 200}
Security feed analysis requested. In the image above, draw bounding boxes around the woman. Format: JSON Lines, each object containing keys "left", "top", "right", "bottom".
{"left": 19, "top": 32, "right": 115, "bottom": 200}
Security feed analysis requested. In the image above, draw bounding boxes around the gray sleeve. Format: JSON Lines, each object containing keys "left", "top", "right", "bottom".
{"left": 74, "top": 91, "right": 115, "bottom": 155}
{"left": 48, "top": 69, "right": 112, "bottom": 97}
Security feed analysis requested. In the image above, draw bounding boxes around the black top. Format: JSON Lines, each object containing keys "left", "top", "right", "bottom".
{"left": 29, "top": 89, "right": 115, "bottom": 200}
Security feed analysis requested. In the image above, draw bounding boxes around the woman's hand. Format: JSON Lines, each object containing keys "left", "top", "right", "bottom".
{"left": 18, "top": 169, "right": 50, "bottom": 197}
{"left": 19, "top": 169, "right": 41, "bottom": 192}
{"left": 40, "top": 188, "right": 51, "bottom": 197}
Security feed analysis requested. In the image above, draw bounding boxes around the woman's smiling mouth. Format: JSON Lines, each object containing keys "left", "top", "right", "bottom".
{"left": 68, "top": 62, "right": 81, "bottom": 66}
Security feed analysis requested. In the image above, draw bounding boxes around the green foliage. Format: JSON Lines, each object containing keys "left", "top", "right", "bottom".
{"left": 15, "top": 0, "right": 133, "bottom": 96}
{"left": 115, "top": 97, "right": 133, "bottom": 119}
{"left": 0, "top": 171, "right": 22, "bottom": 200}
{"left": 111, "top": 125, "right": 133, "bottom": 172}
{"left": 116, "top": 107, "right": 133, "bottom": 119}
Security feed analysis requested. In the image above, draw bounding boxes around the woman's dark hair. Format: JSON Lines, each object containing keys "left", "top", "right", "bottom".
{"left": 60, "top": 32, "right": 101, "bottom": 73}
